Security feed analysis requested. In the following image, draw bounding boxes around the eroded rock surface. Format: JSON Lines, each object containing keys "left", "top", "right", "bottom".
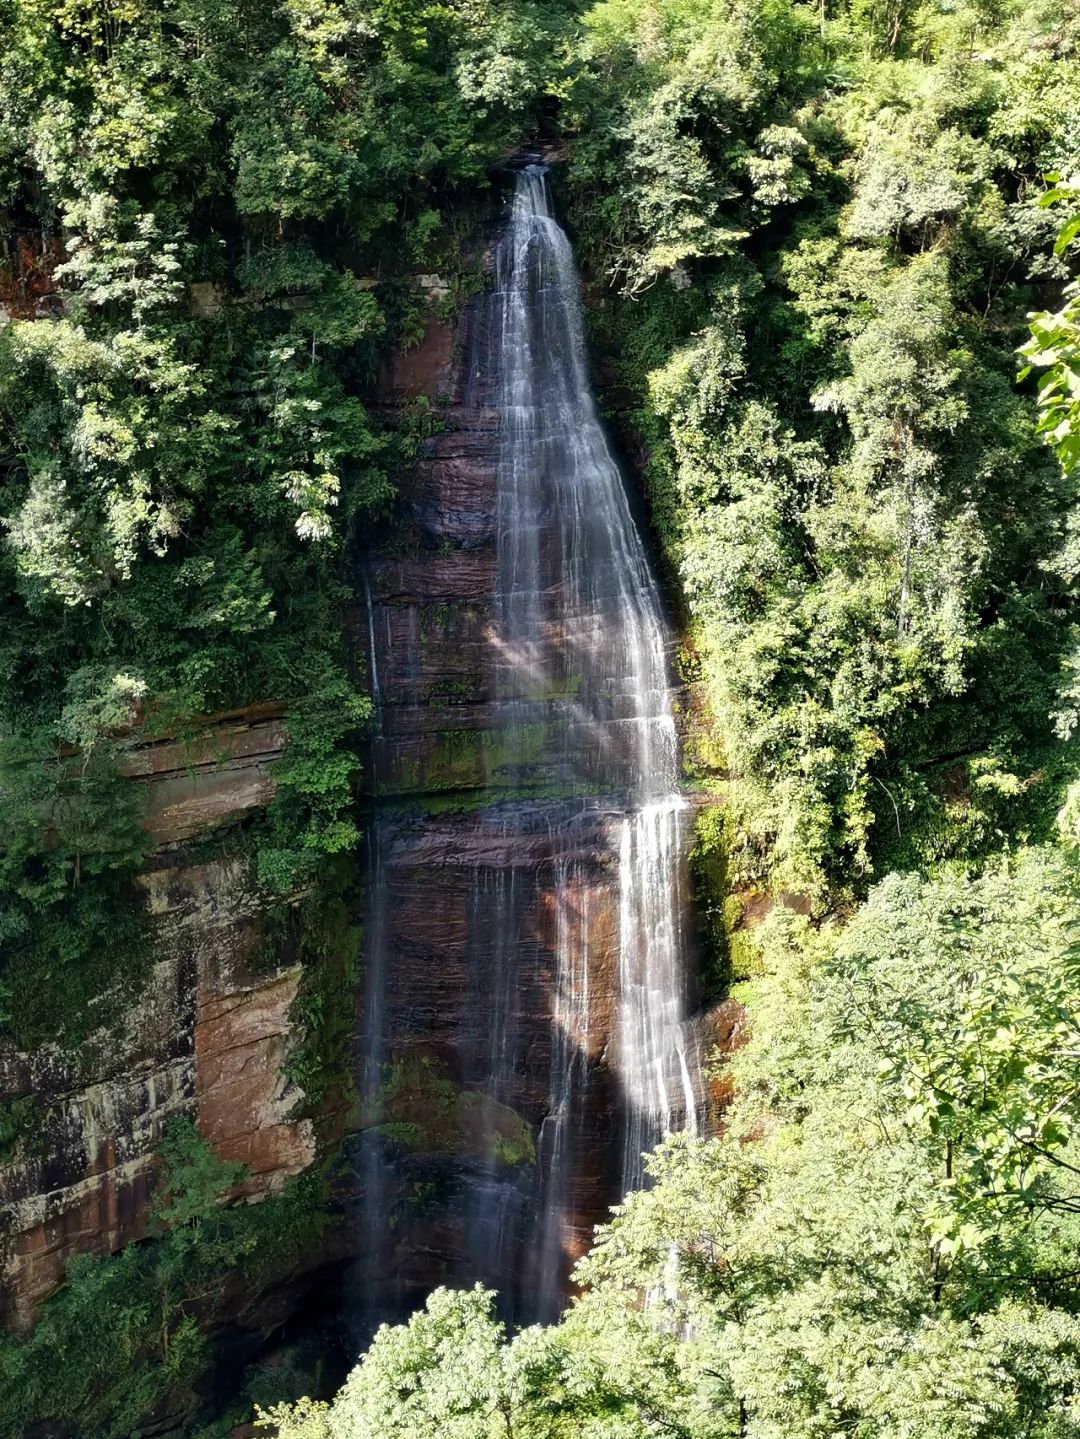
{"left": 353, "top": 220, "right": 709, "bottom": 1327}
{"left": 0, "top": 715, "right": 313, "bottom": 1328}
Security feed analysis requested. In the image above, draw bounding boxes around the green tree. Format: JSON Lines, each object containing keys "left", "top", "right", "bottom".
{"left": 1020, "top": 177, "right": 1080, "bottom": 479}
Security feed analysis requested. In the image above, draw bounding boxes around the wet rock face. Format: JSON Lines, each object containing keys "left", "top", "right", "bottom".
{"left": 0, "top": 716, "right": 315, "bottom": 1329}
{"left": 358, "top": 291, "right": 626, "bottom": 1324}
{"left": 355, "top": 807, "right": 626, "bottom": 1261}
{"left": 355, "top": 190, "right": 704, "bottom": 1329}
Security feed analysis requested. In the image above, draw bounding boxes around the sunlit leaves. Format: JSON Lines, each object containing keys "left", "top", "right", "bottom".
{"left": 1020, "top": 180, "right": 1080, "bottom": 480}
{"left": 832, "top": 856, "right": 1080, "bottom": 1243}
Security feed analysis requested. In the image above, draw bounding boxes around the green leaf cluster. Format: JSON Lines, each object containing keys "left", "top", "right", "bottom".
{"left": 1021, "top": 177, "right": 1080, "bottom": 479}
{"left": 565, "top": 0, "right": 1080, "bottom": 898}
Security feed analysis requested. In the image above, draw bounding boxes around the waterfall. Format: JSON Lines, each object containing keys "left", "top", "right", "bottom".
{"left": 355, "top": 161, "right": 701, "bottom": 1333}
{"left": 491, "top": 164, "right": 701, "bottom": 1201}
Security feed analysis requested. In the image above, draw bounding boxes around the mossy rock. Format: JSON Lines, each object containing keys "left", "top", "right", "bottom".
{"left": 364, "top": 1051, "right": 535, "bottom": 1168}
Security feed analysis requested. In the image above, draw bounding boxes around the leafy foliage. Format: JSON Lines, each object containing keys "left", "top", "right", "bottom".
{"left": 566, "top": 0, "right": 1080, "bottom": 897}
{"left": 0, "top": 730, "right": 148, "bottom": 1047}
{"left": 1021, "top": 177, "right": 1080, "bottom": 479}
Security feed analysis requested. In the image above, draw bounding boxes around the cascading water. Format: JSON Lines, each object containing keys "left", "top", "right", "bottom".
{"left": 491, "top": 164, "right": 701, "bottom": 1200}
{"left": 355, "top": 161, "right": 701, "bottom": 1333}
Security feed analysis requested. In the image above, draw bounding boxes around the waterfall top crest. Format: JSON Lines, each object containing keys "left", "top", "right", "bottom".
{"left": 510, "top": 162, "right": 555, "bottom": 223}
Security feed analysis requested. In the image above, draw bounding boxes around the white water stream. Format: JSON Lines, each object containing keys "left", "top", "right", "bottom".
{"left": 357, "top": 162, "right": 701, "bottom": 1328}
{"left": 491, "top": 162, "right": 701, "bottom": 1221}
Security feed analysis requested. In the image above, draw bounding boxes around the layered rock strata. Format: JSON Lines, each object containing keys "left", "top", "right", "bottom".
{"left": 352, "top": 182, "right": 710, "bottom": 1330}
{"left": 0, "top": 710, "right": 314, "bottom": 1327}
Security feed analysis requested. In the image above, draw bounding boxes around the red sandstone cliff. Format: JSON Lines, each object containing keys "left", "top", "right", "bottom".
{"left": 0, "top": 709, "right": 316, "bottom": 1327}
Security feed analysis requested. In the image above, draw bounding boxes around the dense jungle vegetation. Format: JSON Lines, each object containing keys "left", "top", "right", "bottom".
{"left": 1, "top": 0, "right": 1079, "bottom": 1433}
{"left": 0, "top": 0, "right": 560, "bottom": 1055}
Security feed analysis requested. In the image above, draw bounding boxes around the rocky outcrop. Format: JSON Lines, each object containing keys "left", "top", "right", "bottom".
{"left": 0, "top": 712, "right": 314, "bottom": 1329}
{"left": 121, "top": 704, "right": 287, "bottom": 846}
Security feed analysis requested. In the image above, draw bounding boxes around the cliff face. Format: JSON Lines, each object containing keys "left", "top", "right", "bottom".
{"left": 350, "top": 206, "right": 731, "bottom": 1326}
{"left": 0, "top": 231, "right": 732, "bottom": 1347}
{"left": 353, "top": 300, "right": 622, "bottom": 1321}
{"left": 0, "top": 710, "right": 316, "bottom": 1327}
